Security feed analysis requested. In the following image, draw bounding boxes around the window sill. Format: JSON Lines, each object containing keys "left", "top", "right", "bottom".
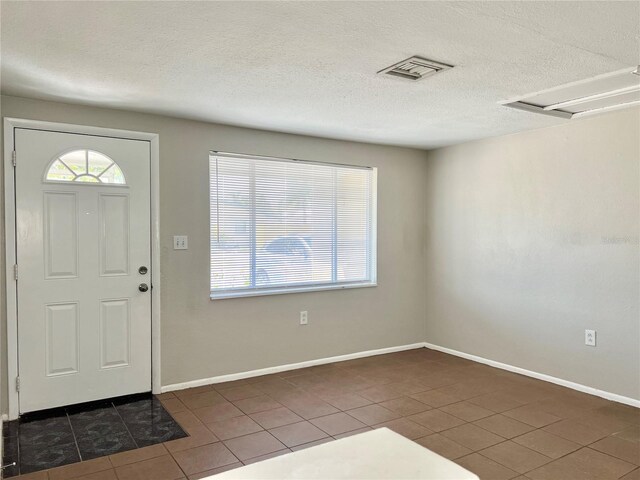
{"left": 210, "top": 282, "right": 377, "bottom": 300}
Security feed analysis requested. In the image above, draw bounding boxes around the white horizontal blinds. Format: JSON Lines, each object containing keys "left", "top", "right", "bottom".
{"left": 210, "top": 159, "right": 252, "bottom": 290}
{"left": 254, "top": 160, "right": 334, "bottom": 287}
{"left": 337, "top": 168, "right": 371, "bottom": 282}
{"left": 210, "top": 153, "right": 374, "bottom": 295}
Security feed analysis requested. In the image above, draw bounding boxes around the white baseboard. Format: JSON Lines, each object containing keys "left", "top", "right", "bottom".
{"left": 161, "top": 340, "right": 640, "bottom": 408}
{"left": 423, "top": 342, "right": 640, "bottom": 408}
{"left": 161, "top": 342, "right": 425, "bottom": 393}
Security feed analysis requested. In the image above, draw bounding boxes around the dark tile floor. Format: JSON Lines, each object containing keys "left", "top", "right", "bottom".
{"left": 2, "top": 393, "right": 186, "bottom": 477}
{"left": 3, "top": 348, "right": 640, "bottom": 480}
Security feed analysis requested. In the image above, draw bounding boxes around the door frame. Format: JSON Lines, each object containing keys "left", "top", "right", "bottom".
{"left": 3, "top": 118, "right": 161, "bottom": 420}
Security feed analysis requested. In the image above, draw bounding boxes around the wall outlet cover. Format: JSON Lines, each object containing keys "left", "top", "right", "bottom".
{"left": 173, "top": 235, "right": 188, "bottom": 250}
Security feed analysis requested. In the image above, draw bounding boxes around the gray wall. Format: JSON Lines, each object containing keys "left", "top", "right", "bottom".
{"left": 424, "top": 107, "right": 640, "bottom": 400}
{"left": 1, "top": 95, "right": 638, "bottom": 414}
{"left": 0, "top": 95, "right": 428, "bottom": 410}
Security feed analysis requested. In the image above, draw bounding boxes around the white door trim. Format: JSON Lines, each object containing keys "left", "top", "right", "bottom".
{"left": 3, "top": 118, "right": 161, "bottom": 420}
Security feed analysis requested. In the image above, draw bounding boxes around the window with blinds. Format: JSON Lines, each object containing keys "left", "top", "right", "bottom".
{"left": 210, "top": 152, "right": 377, "bottom": 299}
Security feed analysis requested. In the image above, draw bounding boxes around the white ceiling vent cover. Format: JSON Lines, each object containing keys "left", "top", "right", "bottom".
{"left": 502, "top": 66, "right": 640, "bottom": 119}
{"left": 378, "top": 56, "right": 453, "bottom": 81}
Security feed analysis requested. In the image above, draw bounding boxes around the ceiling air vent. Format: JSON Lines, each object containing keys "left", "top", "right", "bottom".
{"left": 502, "top": 66, "right": 640, "bottom": 119}
{"left": 378, "top": 56, "right": 453, "bottom": 81}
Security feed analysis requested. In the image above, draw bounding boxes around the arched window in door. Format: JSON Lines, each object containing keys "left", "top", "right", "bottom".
{"left": 45, "top": 149, "right": 126, "bottom": 185}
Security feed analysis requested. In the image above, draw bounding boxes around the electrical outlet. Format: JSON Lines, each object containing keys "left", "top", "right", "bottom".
{"left": 173, "top": 235, "right": 188, "bottom": 250}
{"left": 300, "top": 311, "right": 308, "bottom": 325}
{"left": 585, "top": 329, "right": 596, "bottom": 347}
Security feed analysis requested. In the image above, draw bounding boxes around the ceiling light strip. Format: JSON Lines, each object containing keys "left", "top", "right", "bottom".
{"left": 543, "top": 84, "right": 640, "bottom": 111}
{"left": 571, "top": 100, "right": 640, "bottom": 119}
{"left": 500, "top": 66, "right": 638, "bottom": 106}
{"left": 504, "top": 102, "right": 573, "bottom": 119}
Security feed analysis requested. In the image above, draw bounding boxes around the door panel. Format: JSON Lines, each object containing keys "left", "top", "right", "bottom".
{"left": 44, "top": 192, "right": 79, "bottom": 278}
{"left": 100, "top": 299, "right": 131, "bottom": 369}
{"left": 45, "top": 302, "right": 79, "bottom": 376}
{"left": 99, "top": 194, "right": 130, "bottom": 276}
{"left": 15, "top": 128, "right": 151, "bottom": 413}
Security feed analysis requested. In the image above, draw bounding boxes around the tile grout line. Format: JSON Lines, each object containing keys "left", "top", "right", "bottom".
{"left": 65, "top": 409, "right": 84, "bottom": 463}
{"left": 453, "top": 418, "right": 630, "bottom": 476}
{"left": 165, "top": 445, "right": 191, "bottom": 479}
{"left": 111, "top": 401, "right": 140, "bottom": 451}
{"left": 165, "top": 394, "right": 233, "bottom": 480}
{"left": 441, "top": 413, "right": 568, "bottom": 474}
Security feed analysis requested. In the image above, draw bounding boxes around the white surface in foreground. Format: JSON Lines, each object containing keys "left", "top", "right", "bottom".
{"left": 211, "top": 428, "right": 479, "bottom": 479}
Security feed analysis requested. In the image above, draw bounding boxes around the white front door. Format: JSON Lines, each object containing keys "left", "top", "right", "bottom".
{"left": 14, "top": 128, "right": 151, "bottom": 413}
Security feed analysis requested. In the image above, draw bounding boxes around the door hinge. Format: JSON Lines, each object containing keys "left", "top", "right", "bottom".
{"left": 15, "top": 376, "right": 20, "bottom": 392}
{"left": 13, "top": 264, "right": 18, "bottom": 281}
{"left": 12, "top": 150, "right": 16, "bottom": 167}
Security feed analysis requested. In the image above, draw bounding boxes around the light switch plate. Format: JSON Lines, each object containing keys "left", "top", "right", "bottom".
{"left": 173, "top": 235, "right": 188, "bottom": 250}
{"left": 585, "top": 329, "right": 596, "bottom": 347}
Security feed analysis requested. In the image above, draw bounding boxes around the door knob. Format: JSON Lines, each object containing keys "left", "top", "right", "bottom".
{"left": 139, "top": 283, "right": 149, "bottom": 292}
{"left": 138, "top": 266, "right": 148, "bottom": 275}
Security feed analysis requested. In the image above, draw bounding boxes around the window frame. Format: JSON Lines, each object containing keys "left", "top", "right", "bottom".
{"left": 209, "top": 151, "right": 377, "bottom": 300}
{"left": 43, "top": 148, "right": 128, "bottom": 186}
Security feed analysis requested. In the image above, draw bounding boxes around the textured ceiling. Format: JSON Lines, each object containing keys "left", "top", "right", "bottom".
{"left": 1, "top": 1, "right": 638, "bottom": 148}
